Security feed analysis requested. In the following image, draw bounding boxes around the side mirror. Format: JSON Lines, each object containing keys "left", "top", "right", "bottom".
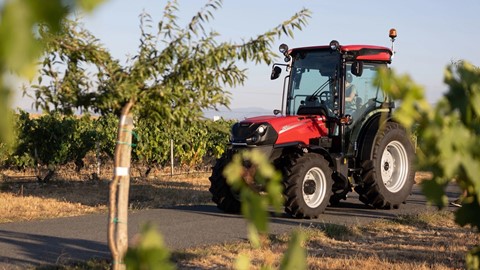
{"left": 351, "top": 61, "right": 363, "bottom": 77}
{"left": 273, "top": 109, "right": 281, "bottom": 115}
{"left": 271, "top": 66, "right": 282, "bottom": 80}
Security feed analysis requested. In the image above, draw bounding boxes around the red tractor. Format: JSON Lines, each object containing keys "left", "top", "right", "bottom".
{"left": 209, "top": 29, "right": 415, "bottom": 218}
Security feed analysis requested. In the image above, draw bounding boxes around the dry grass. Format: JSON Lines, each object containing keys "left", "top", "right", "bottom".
{"left": 0, "top": 166, "right": 212, "bottom": 223}
{"left": 0, "top": 193, "right": 103, "bottom": 223}
{"left": 174, "top": 211, "right": 478, "bottom": 269}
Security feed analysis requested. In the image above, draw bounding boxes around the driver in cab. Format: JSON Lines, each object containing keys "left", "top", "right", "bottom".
{"left": 345, "top": 73, "right": 357, "bottom": 114}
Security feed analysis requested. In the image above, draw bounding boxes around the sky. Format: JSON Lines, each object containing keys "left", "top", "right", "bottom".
{"left": 13, "top": 0, "right": 480, "bottom": 116}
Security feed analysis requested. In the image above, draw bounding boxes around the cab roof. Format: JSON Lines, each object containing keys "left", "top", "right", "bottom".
{"left": 290, "top": 44, "right": 393, "bottom": 63}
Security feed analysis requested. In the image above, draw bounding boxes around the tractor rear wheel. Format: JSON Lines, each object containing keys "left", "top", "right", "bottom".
{"left": 355, "top": 122, "right": 415, "bottom": 209}
{"left": 282, "top": 153, "right": 333, "bottom": 218}
{"left": 209, "top": 155, "right": 241, "bottom": 213}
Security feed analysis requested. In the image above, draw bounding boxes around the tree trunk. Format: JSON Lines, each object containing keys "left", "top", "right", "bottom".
{"left": 108, "top": 100, "right": 134, "bottom": 270}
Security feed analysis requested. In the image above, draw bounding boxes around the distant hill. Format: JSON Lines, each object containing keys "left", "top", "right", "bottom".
{"left": 203, "top": 107, "right": 274, "bottom": 121}
{"left": 16, "top": 106, "right": 275, "bottom": 121}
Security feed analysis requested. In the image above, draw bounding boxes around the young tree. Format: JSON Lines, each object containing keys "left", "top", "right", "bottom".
{"left": 29, "top": 1, "right": 311, "bottom": 267}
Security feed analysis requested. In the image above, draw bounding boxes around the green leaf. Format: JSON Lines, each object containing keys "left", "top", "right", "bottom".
{"left": 235, "top": 253, "right": 251, "bottom": 270}
{"left": 454, "top": 195, "right": 480, "bottom": 231}
{"left": 421, "top": 178, "right": 448, "bottom": 208}
{"left": 124, "top": 224, "right": 174, "bottom": 270}
{"left": 466, "top": 245, "right": 480, "bottom": 270}
{"left": 246, "top": 223, "right": 262, "bottom": 249}
{"left": 280, "top": 231, "right": 307, "bottom": 270}
{"left": 241, "top": 190, "right": 268, "bottom": 234}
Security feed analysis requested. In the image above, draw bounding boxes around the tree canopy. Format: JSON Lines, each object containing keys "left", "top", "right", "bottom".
{"left": 29, "top": 0, "right": 311, "bottom": 125}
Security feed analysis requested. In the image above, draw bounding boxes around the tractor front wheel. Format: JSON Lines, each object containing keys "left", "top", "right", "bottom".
{"left": 209, "top": 155, "right": 241, "bottom": 213}
{"left": 282, "top": 153, "right": 333, "bottom": 219}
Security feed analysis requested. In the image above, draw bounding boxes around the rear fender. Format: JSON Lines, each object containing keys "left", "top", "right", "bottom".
{"left": 356, "top": 112, "right": 393, "bottom": 162}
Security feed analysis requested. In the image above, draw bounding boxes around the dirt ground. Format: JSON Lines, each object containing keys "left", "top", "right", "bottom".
{"left": 0, "top": 168, "right": 478, "bottom": 269}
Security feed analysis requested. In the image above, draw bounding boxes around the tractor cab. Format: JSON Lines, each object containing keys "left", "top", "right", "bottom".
{"left": 272, "top": 41, "right": 394, "bottom": 156}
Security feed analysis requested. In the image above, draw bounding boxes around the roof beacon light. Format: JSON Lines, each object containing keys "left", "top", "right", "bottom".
{"left": 389, "top": 28, "right": 397, "bottom": 57}
{"left": 389, "top": 28, "right": 397, "bottom": 40}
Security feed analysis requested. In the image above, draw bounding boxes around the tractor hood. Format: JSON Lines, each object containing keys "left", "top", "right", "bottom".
{"left": 231, "top": 114, "right": 329, "bottom": 146}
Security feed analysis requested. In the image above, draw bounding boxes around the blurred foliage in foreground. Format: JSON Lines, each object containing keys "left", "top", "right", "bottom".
{"left": 224, "top": 150, "right": 306, "bottom": 270}
{"left": 0, "top": 0, "right": 105, "bottom": 145}
{"left": 125, "top": 150, "right": 307, "bottom": 270}
{"left": 376, "top": 61, "right": 480, "bottom": 269}
{"left": 124, "top": 224, "right": 175, "bottom": 270}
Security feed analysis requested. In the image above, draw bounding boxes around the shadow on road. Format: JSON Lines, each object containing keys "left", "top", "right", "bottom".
{"left": 0, "top": 229, "right": 109, "bottom": 267}
{"left": 169, "top": 184, "right": 462, "bottom": 229}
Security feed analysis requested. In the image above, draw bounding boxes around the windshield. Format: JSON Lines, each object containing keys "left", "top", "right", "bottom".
{"left": 286, "top": 50, "right": 340, "bottom": 116}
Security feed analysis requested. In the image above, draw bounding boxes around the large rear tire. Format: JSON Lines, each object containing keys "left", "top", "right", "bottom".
{"left": 209, "top": 155, "right": 241, "bottom": 213}
{"left": 282, "top": 153, "right": 333, "bottom": 219}
{"left": 355, "top": 122, "right": 415, "bottom": 209}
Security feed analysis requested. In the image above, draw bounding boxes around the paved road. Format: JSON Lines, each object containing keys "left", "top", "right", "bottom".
{"left": 0, "top": 184, "right": 461, "bottom": 268}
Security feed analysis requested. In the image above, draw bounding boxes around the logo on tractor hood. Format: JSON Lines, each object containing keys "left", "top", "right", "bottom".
{"left": 278, "top": 122, "right": 305, "bottom": 134}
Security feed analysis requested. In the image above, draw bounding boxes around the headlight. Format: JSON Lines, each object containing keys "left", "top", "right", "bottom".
{"left": 256, "top": 124, "right": 267, "bottom": 136}
{"left": 246, "top": 124, "right": 268, "bottom": 144}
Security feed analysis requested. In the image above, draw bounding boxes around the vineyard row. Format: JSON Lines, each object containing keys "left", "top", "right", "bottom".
{"left": 0, "top": 111, "right": 235, "bottom": 172}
